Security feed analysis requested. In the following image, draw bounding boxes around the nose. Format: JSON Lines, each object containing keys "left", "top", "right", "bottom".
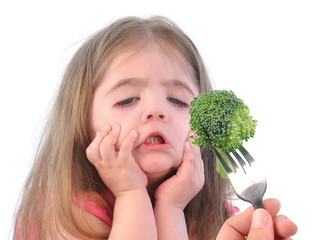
{"left": 141, "top": 104, "right": 168, "bottom": 123}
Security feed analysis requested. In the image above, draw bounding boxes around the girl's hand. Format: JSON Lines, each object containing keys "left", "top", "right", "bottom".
{"left": 216, "top": 198, "right": 298, "bottom": 240}
{"left": 154, "top": 137, "right": 205, "bottom": 210}
{"left": 86, "top": 125, "right": 148, "bottom": 197}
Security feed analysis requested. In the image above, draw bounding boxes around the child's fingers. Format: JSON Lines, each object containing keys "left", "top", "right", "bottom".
{"left": 117, "top": 130, "right": 138, "bottom": 162}
{"left": 100, "top": 125, "right": 121, "bottom": 160}
{"left": 191, "top": 142, "right": 204, "bottom": 174}
{"left": 86, "top": 125, "right": 112, "bottom": 164}
{"left": 186, "top": 132, "right": 202, "bottom": 171}
{"left": 190, "top": 141, "right": 201, "bottom": 161}
{"left": 189, "top": 141, "right": 205, "bottom": 188}
{"left": 180, "top": 141, "right": 194, "bottom": 174}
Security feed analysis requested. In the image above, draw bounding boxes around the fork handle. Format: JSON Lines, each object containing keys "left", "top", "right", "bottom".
{"left": 253, "top": 199, "right": 265, "bottom": 210}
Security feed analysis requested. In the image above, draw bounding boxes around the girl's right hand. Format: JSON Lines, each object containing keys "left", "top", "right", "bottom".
{"left": 86, "top": 125, "right": 148, "bottom": 197}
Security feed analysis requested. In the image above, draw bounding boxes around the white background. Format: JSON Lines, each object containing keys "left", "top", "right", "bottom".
{"left": 1, "top": 0, "right": 326, "bottom": 239}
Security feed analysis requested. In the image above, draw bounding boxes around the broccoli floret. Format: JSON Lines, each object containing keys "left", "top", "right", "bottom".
{"left": 189, "top": 90, "right": 257, "bottom": 153}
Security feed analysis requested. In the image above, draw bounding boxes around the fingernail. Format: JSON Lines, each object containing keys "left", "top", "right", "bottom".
{"left": 252, "top": 209, "right": 268, "bottom": 228}
{"left": 129, "top": 130, "right": 137, "bottom": 137}
{"left": 103, "top": 125, "right": 110, "bottom": 131}
{"left": 112, "top": 125, "right": 118, "bottom": 131}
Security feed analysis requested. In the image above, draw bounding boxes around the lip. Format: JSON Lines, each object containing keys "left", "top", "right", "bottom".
{"left": 136, "top": 131, "right": 171, "bottom": 150}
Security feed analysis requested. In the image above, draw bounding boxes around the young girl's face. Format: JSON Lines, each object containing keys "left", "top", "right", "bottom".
{"left": 89, "top": 43, "right": 199, "bottom": 181}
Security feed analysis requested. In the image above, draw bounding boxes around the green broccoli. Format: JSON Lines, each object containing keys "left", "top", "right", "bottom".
{"left": 189, "top": 90, "right": 257, "bottom": 177}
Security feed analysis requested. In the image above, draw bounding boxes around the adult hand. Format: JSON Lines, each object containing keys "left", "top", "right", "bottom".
{"left": 86, "top": 125, "right": 148, "bottom": 197}
{"left": 216, "top": 198, "right": 298, "bottom": 240}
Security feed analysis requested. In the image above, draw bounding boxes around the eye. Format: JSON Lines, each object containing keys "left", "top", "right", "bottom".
{"left": 115, "top": 97, "right": 140, "bottom": 107}
{"left": 168, "top": 97, "right": 189, "bottom": 108}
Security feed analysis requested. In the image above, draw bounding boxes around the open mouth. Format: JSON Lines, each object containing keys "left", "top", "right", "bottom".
{"left": 145, "top": 135, "right": 166, "bottom": 144}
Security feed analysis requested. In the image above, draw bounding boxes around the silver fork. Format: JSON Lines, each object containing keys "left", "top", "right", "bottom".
{"left": 213, "top": 145, "right": 267, "bottom": 210}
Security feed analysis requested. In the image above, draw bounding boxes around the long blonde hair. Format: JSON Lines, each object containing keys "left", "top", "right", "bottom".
{"left": 14, "top": 16, "right": 230, "bottom": 240}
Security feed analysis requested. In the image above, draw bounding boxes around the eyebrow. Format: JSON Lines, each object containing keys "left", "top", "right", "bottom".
{"left": 107, "top": 78, "right": 144, "bottom": 94}
{"left": 107, "top": 78, "right": 196, "bottom": 97}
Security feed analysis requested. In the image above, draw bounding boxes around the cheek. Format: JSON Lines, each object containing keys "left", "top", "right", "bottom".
{"left": 111, "top": 119, "right": 135, "bottom": 149}
{"left": 89, "top": 101, "right": 112, "bottom": 139}
{"left": 116, "top": 129, "right": 129, "bottom": 149}
{"left": 179, "top": 113, "right": 191, "bottom": 137}
{"left": 174, "top": 116, "right": 191, "bottom": 152}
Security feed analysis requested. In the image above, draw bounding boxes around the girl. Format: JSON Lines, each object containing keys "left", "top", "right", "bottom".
{"left": 14, "top": 16, "right": 297, "bottom": 240}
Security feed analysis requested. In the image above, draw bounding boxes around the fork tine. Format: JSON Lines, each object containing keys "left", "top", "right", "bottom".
{"left": 214, "top": 145, "right": 267, "bottom": 210}
{"left": 231, "top": 151, "right": 247, "bottom": 173}
{"left": 224, "top": 152, "right": 241, "bottom": 172}
{"left": 212, "top": 148, "right": 233, "bottom": 174}
{"left": 238, "top": 145, "right": 255, "bottom": 165}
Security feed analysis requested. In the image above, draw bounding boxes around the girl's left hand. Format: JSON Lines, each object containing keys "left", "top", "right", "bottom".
{"left": 154, "top": 137, "right": 205, "bottom": 210}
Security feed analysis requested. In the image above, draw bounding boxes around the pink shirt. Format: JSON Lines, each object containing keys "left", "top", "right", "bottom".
{"left": 78, "top": 189, "right": 239, "bottom": 227}
{"left": 75, "top": 187, "right": 116, "bottom": 226}
{"left": 16, "top": 188, "right": 238, "bottom": 239}
{"left": 15, "top": 188, "right": 115, "bottom": 239}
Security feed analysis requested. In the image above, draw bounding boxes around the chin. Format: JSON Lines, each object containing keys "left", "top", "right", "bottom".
{"left": 135, "top": 153, "right": 180, "bottom": 177}
{"left": 145, "top": 169, "right": 177, "bottom": 186}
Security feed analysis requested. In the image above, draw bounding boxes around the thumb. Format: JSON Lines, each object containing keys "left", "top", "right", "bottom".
{"left": 247, "top": 209, "right": 274, "bottom": 240}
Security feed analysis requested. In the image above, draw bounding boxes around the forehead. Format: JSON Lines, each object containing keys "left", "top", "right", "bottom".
{"left": 102, "top": 43, "right": 199, "bottom": 95}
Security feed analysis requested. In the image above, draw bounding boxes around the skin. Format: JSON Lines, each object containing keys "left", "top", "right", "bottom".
{"left": 217, "top": 198, "right": 298, "bottom": 240}
{"left": 88, "top": 43, "right": 199, "bottom": 186}
{"left": 86, "top": 43, "right": 204, "bottom": 239}
{"left": 58, "top": 43, "right": 297, "bottom": 239}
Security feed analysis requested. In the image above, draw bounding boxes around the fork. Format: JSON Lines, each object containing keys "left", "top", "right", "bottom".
{"left": 213, "top": 145, "right": 267, "bottom": 210}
